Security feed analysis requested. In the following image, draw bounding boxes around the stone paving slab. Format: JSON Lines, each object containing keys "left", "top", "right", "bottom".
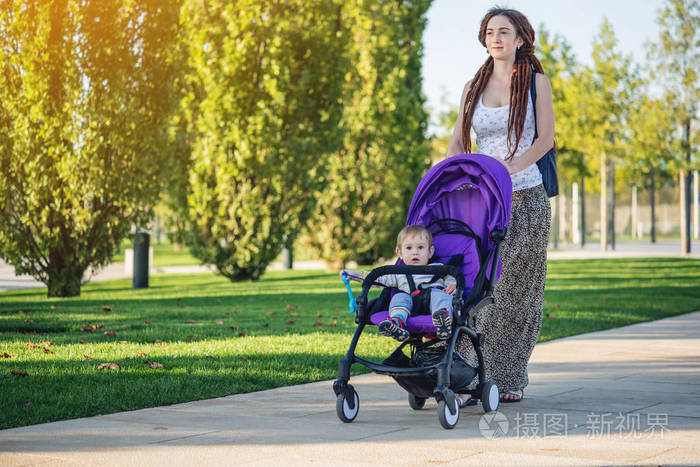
{"left": 1, "top": 311, "right": 700, "bottom": 466}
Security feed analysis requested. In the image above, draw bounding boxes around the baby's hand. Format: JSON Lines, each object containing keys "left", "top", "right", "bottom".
{"left": 340, "top": 270, "right": 347, "bottom": 278}
{"left": 444, "top": 284, "right": 456, "bottom": 295}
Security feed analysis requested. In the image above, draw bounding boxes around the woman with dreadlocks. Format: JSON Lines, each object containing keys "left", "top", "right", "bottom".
{"left": 447, "top": 7, "right": 554, "bottom": 404}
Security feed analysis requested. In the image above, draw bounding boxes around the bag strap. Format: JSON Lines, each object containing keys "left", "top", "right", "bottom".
{"left": 530, "top": 71, "right": 538, "bottom": 144}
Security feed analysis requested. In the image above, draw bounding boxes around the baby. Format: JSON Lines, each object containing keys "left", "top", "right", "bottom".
{"left": 342, "top": 225, "right": 456, "bottom": 341}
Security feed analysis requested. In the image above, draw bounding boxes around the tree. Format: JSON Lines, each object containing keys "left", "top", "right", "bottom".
{"left": 649, "top": 0, "right": 699, "bottom": 253}
{"left": 585, "top": 19, "right": 640, "bottom": 250}
{"left": 303, "top": 0, "right": 432, "bottom": 268}
{"left": 177, "top": 0, "right": 346, "bottom": 280}
{"left": 0, "top": 1, "right": 180, "bottom": 297}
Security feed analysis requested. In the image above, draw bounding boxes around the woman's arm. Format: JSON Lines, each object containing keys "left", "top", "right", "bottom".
{"left": 446, "top": 80, "right": 472, "bottom": 157}
{"left": 505, "top": 73, "right": 555, "bottom": 174}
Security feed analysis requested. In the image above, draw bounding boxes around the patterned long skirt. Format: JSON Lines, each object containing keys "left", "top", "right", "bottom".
{"left": 457, "top": 183, "right": 551, "bottom": 393}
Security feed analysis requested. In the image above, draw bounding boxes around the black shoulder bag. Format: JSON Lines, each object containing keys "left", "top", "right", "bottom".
{"left": 531, "top": 71, "right": 559, "bottom": 198}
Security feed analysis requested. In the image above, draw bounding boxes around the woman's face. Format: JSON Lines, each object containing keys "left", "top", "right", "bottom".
{"left": 485, "top": 15, "right": 523, "bottom": 60}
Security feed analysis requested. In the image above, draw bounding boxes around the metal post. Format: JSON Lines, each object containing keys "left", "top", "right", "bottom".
{"left": 132, "top": 231, "right": 149, "bottom": 289}
{"left": 281, "top": 235, "right": 293, "bottom": 270}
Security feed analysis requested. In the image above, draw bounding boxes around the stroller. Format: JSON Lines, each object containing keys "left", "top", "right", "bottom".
{"left": 333, "top": 153, "right": 512, "bottom": 429}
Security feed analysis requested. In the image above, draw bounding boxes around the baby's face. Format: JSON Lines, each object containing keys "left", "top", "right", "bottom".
{"left": 397, "top": 233, "right": 434, "bottom": 266}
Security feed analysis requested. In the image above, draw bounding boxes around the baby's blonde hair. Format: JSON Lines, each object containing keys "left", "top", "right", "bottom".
{"left": 396, "top": 225, "right": 433, "bottom": 250}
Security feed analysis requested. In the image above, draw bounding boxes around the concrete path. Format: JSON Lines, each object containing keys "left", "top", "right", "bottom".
{"left": 2, "top": 311, "right": 699, "bottom": 466}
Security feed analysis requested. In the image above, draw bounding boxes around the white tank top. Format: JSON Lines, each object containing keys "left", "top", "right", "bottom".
{"left": 472, "top": 88, "right": 542, "bottom": 191}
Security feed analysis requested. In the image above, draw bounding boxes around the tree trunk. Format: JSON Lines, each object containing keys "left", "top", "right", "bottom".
{"left": 580, "top": 157, "right": 586, "bottom": 248}
{"left": 600, "top": 152, "right": 607, "bottom": 251}
{"left": 681, "top": 170, "right": 689, "bottom": 255}
{"left": 694, "top": 170, "right": 699, "bottom": 240}
{"left": 650, "top": 167, "right": 656, "bottom": 243}
{"left": 47, "top": 258, "right": 83, "bottom": 298}
{"left": 631, "top": 186, "right": 638, "bottom": 238}
{"left": 572, "top": 182, "right": 580, "bottom": 244}
{"left": 609, "top": 157, "right": 615, "bottom": 250}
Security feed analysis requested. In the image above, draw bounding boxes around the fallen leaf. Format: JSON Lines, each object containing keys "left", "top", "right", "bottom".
{"left": 144, "top": 320, "right": 151, "bottom": 325}
{"left": 104, "top": 331, "right": 116, "bottom": 336}
{"left": 285, "top": 305, "right": 295, "bottom": 311}
{"left": 546, "top": 313, "right": 555, "bottom": 319}
{"left": 229, "top": 325, "right": 239, "bottom": 330}
{"left": 553, "top": 304, "right": 560, "bottom": 309}
{"left": 50, "top": 305, "right": 55, "bottom": 310}
{"left": 315, "top": 313, "right": 323, "bottom": 318}
{"left": 144, "top": 361, "right": 164, "bottom": 369}
{"left": 335, "top": 307, "right": 341, "bottom": 312}
{"left": 215, "top": 299, "right": 221, "bottom": 303}
{"left": 186, "top": 319, "right": 197, "bottom": 324}
{"left": 84, "top": 355, "right": 94, "bottom": 360}
{"left": 137, "top": 352, "right": 148, "bottom": 357}
{"left": 164, "top": 308, "right": 170, "bottom": 312}
{"left": 241, "top": 356, "right": 248, "bottom": 360}
{"left": 286, "top": 320, "right": 294, "bottom": 324}
{"left": 600, "top": 296, "right": 607, "bottom": 301}
{"left": 313, "top": 321, "right": 324, "bottom": 328}
{"left": 284, "top": 329, "right": 289, "bottom": 333}
{"left": 2, "top": 352, "right": 10, "bottom": 358}
{"left": 331, "top": 316, "right": 339, "bottom": 320}
{"left": 11, "top": 370, "right": 28, "bottom": 377}
{"left": 81, "top": 324, "right": 104, "bottom": 332}
{"left": 326, "top": 323, "right": 336, "bottom": 327}
{"left": 154, "top": 339, "right": 165, "bottom": 344}
{"left": 24, "top": 319, "right": 34, "bottom": 323}
{"left": 234, "top": 308, "right": 243, "bottom": 313}
{"left": 102, "top": 306, "right": 112, "bottom": 312}
{"left": 79, "top": 340, "right": 89, "bottom": 344}
{"left": 97, "top": 363, "right": 120, "bottom": 370}
{"left": 186, "top": 335, "right": 198, "bottom": 342}
{"left": 41, "top": 341, "right": 52, "bottom": 347}
{"left": 261, "top": 323, "right": 269, "bottom": 328}
{"left": 43, "top": 348, "right": 52, "bottom": 354}
{"left": 266, "top": 311, "right": 275, "bottom": 316}
{"left": 222, "top": 311, "right": 231, "bottom": 315}
{"left": 119, "top": 341, "right": 129, "bottom": 344}
{"left": 26, "top": 343, "right": 37, "bottom": 349}
{"left": 238, "top": 332, "right": 246, "bottom": 337}
{"left": 290, "top": 312, "right": 299, "bottom": 317}
{"left": 214, "top": 320, "right": 224, "bottom": 325}
{"left": 25, "top": 399, "right": 32, "bottom": 406}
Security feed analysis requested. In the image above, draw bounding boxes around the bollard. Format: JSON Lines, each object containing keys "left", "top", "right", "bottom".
{"left": 132, "top": 231, "right": 150, "bottom": 289}
{"left": 281, "top": 235, "right": 293, "bottom": 270}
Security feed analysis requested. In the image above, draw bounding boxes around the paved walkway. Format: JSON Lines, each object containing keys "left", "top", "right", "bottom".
{"left": 2, "top": 311, "right": 699, "bottom": 466}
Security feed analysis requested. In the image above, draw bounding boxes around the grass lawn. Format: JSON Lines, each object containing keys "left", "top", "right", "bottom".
{"left": 1, "top": 257, "right": 699, "bottom": 429}
{"left": 110, "top": 240, "right": 200, "bottom": 267}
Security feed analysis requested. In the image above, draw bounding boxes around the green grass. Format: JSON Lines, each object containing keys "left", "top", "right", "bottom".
{"left": 1, "top": 257, "right": 699, "bottom": 429}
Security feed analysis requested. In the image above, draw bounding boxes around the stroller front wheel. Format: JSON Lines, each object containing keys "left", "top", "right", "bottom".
{"left": 336, "top": 388, "right": 359, "bottom": 423}
{"left": 437, "top": 397, "right": 460, "bottom": 429}
{"left": 408, "top": 393, "right": 427, "bottom": 410}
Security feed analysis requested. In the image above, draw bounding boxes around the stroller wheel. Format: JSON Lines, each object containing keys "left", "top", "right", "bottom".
{"left": 336, "top": 388, "right": 359, "bottom": 423}
{"left": 437, "top": 396, "right": 460, "bottom": 429}
{"left": 408, "top": 393, "right": 427, "bottom": 410}
{"left": 481, "top": 381, "right": 499, "bottom": 413}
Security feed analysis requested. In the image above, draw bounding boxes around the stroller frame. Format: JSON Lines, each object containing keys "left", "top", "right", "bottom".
{"left": 333, "top": 226, "right": 506, "bottom": 429}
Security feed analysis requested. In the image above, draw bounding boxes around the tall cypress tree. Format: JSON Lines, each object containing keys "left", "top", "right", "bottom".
{"left": 177, "top": 0, "right": 346, "bottom": 280}
{"left": 305, "top": 0, "right": 432, "bottom": 268}
{"left": 0, "top": 1, "right": 180, "bottom": 296}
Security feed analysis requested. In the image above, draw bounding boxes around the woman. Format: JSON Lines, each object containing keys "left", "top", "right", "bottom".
{"left": 448, "top": 7, "right": 554, "bottom": 403}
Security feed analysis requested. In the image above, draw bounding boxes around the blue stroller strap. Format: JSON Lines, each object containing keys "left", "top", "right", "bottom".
{"left": 341, "top": 272, "right": 358, "bottom": 314}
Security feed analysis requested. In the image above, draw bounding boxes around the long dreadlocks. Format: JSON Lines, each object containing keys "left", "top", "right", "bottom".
{"left": 461, "top": 8, "right": 545, "bottom": 161}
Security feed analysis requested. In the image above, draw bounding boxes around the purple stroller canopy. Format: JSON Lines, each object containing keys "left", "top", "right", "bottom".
{"left": 369, "top": 154, "right": 512, "bottom": 334}
{"left": 406, "top": 153, "right": 512, "bottom": 296}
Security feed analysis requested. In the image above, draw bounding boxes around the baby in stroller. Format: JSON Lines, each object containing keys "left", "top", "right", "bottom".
{"left": 342, "top": 225, "right": 457, "bottom": 342}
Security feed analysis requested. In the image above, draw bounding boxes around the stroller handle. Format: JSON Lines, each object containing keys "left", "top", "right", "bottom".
{"left": 356, "top": 265, "right": 466, "bottom": 319}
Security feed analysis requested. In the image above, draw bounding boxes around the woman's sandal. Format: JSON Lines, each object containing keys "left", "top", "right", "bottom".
{"left": 456, "top": 394, "right": 477, "bottom": 408}
{"left": 499, "top": 389, "right": 523, "bottom": 403}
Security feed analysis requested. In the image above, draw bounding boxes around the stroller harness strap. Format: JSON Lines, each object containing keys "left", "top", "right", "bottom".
{"left": 405, "top": 274, "right": 443, "bottom": 316}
